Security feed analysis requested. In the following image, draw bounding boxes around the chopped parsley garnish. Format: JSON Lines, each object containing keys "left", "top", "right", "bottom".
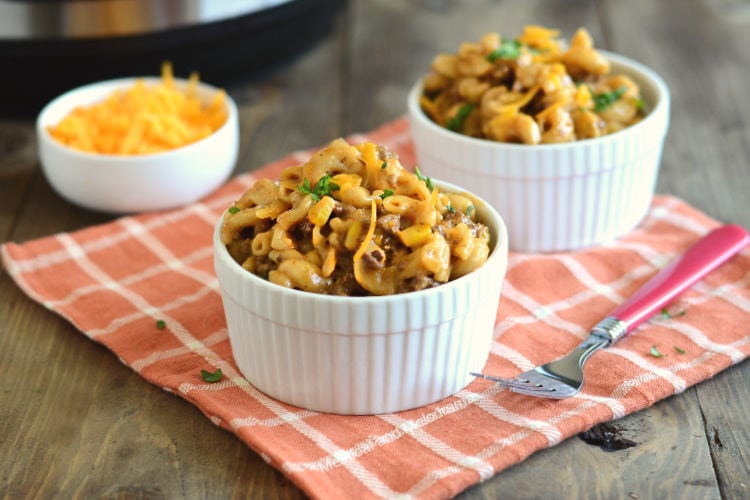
{"left": 593, "top": 86, "right": 628, "bottom": 112}
{"left": 298, "top": 173, "right": 340, "bottom": 202}
{"left": 649, "top": 345, "right": 666, "bottom": 358}
{"left": 379, "top": 189, "right": 394, "bottom": 199}
{"left": 446, "top": 205, "right": 456, "bottom": 214}
{"left": 228, "top": 206, "right": 240, "bottom": 214}
{"left": 414, "top": 166, "right": 434, "bottom": 191}
{"left": 487, "top": 39, "right": 522, "bottom": 61}
{"left": 446, "top": 103, "right": 475, "bottom": 132}
{"left": 466, "top": 205, "right": 475, "bottom": 216}
{"left": 201, "top": 368, "right": 223, "bottom": 383}
{"left": 660, "top": 307, "right": 686, "bottom": 319}
{"left": 156, "top": 320, "right": 166, "bottom": 330}
{"left": 674, "top": 346, "right": 686, "bottom": 354}
{"left": 381, "top": 160, "right": 388, "bottom": 170}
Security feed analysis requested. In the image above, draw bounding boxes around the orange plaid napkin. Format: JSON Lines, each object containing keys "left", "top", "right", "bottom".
{"left": 3, "top": 118, "right": 750, "bottom": 500}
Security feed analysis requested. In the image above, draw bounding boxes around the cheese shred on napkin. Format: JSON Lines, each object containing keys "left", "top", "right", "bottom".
{"left": 3, "top": 118, "right": 750, "bottom": 500}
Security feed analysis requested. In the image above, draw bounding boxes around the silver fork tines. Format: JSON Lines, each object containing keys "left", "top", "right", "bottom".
{"left": 469, "top": 334, "right": 611, "bottom": 399}
{"left": 469, "top": 372, "right": 529, "bottom": 390}
{"left": 511, "top": 370, "right": 581, "bottom": 398}
{"left": 470, "top": 371, "right": 572, "bottom": 398}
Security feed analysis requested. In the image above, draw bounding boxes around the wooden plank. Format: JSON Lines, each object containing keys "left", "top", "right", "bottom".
{"left": 602, "top": 0, "right": 750, "bottom": 227}
{"left": 0, "top": 122, "right": 37, "bottom": 240}
{"left": 697, "top": 365, "right": 750, "bottom": 500}
{"left": 460, "top": 393, "right": 720, "bottom": 499}
{"left": 0, "top": 284, "right": 302, "bottom": 498}
{"left": 602, "top": 1, "right": 750, "bottom": 498}
{"left": 1, "top": 0, "right": 748, "bottom": 497}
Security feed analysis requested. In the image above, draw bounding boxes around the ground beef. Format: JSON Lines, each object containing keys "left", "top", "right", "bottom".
{"left": 361, "top": 248, "right": 386, "bottom": 269}
{"left": 239, "top": 226, "right": 255, "bottom": 240}
{"left": 290, "top": 220, "right": 316, "bottom": 253}
{"left": 377, "top": 214, "right": 401, "bottom": 235}
{"left": 332, "top": 202, "right": 356, "bottom": 218}
{"left": 402, "top": 274, "right": 440, "bottom": 293}
{"left": 291, "top": 220, "right": 314, "bottom": 241}
{"left": 445, "top": 210, "right": 489, "bottom": 238}
{"left": 379, "top": 233, "right": 401, "bottom": 256}
{"left": 328, "top": 266, "right": 367, "bottom": 296}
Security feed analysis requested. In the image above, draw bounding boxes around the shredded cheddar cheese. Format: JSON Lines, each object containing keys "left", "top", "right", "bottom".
{"left": 47, "top": 62, "right": 227, "bottom": 155}
{"left": 353, "top": 199, "right": 378, "bottom": 263}
{"left": 355, "top": 142, "right": 381, "bottom": 181}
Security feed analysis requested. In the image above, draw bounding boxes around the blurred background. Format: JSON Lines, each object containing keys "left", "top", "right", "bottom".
{"left": 0, "top": 0, "right": 346, "bottom": 117}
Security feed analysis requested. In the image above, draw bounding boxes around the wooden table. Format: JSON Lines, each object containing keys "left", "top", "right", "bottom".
{"left": 2, "top": 0, "right": 749, "bottom": 498}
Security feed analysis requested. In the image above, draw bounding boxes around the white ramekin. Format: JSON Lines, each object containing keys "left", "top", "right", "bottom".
{"left": 408, "top": 51, "right": 670, "bottom": 253}
{"left": 214, "top": 180, "right": 509, "bottom": 415}
{"left": 36, "top": 77, "right": 239, "bottom": 214}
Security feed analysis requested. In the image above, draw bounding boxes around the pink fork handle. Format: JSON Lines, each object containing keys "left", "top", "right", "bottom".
{"left": 610, "top": 224, "right": 750, "bottom": 337}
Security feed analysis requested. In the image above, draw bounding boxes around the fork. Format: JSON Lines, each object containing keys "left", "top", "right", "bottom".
{"left": 471, "top": 224, "right": 750, "bottom": 398}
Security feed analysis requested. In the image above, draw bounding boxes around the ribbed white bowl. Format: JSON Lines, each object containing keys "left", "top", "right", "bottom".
{"left": 408, "top": 51, "right": 670, "bottom": 253}
{"left": 214, "top": 181, "right": 508, "bottom": 415}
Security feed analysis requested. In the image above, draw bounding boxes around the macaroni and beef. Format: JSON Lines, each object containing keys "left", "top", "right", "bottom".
{"left": 420, "top": 25, "right": 645, "bottom": 144}
{"left": 221, "top": 139, "right": 491, "bottom": 296}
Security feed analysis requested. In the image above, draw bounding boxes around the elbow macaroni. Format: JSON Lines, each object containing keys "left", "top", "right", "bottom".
{"left": 420, "top": 25, "right": 645, "bottom": 144}
{"left": 222, "top": 138, "right": 491, "bottom": 296}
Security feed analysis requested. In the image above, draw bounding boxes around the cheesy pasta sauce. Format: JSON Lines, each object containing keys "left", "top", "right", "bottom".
{"left": 420, "top": 25, "right": 646, "bottom": 144}
{"left": 221, "top": 139, "right": 491, "bottom": 296}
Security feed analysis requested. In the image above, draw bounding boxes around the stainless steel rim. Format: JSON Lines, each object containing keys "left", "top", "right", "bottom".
{"left": 0, "top": 0, "right": 294, "bottom": 39}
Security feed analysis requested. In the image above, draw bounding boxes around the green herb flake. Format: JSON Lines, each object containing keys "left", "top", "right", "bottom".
{"left": 446, "top": 103, "right": 475, "bottom": 132}
{"left": 466, "top": 205, "right": 475, "bottom": 216}
{"left": 674, "top": 346, "right": 686, "bottom": 355}
{"left": 414, "top": 166, "right": 434, "bottom": 192}
{"left": 649, "top": 345, "right": 666, "bottom": 358}
{"left": 156, "top": 320, "right": 166, "bottom": 330}
{"left": 446, "top": 205, "right": 456, "bottom": 214}
{"left": 299, "top": 178, "right": 314, "bottom": 197}
{"left": 487, "top": 39, "right": 522, "bottom": 62}
{"left": 316, "top": 174, "right": 340, "bottom": 198}
{"left": 298, "top": 173, "right": 341, "bottom": 202}
{"left": 381, "top": 160, "right": 388, "bottom": 170}
{"left": 661, "top": 307, "right": 686, "bottom": 319}
{"left": 201, "top": 368, "right": 223, "bottom": 383}
{"left": 593, "top": 86, "right": 628, "bottom": 112}
{"left": 228, "top": 206, "right": 241, "bottom": 214}
{"left": 379, "top": 189, "right": 394, "bottom": 200}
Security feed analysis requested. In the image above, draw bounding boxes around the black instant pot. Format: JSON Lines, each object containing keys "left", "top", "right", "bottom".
{"left": 0, "top": 0, "right": 346, "bottom": 116}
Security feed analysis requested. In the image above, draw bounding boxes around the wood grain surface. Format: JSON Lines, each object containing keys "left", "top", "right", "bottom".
{"left": 2, "top": 0, "right": 749, "bottom": 498}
